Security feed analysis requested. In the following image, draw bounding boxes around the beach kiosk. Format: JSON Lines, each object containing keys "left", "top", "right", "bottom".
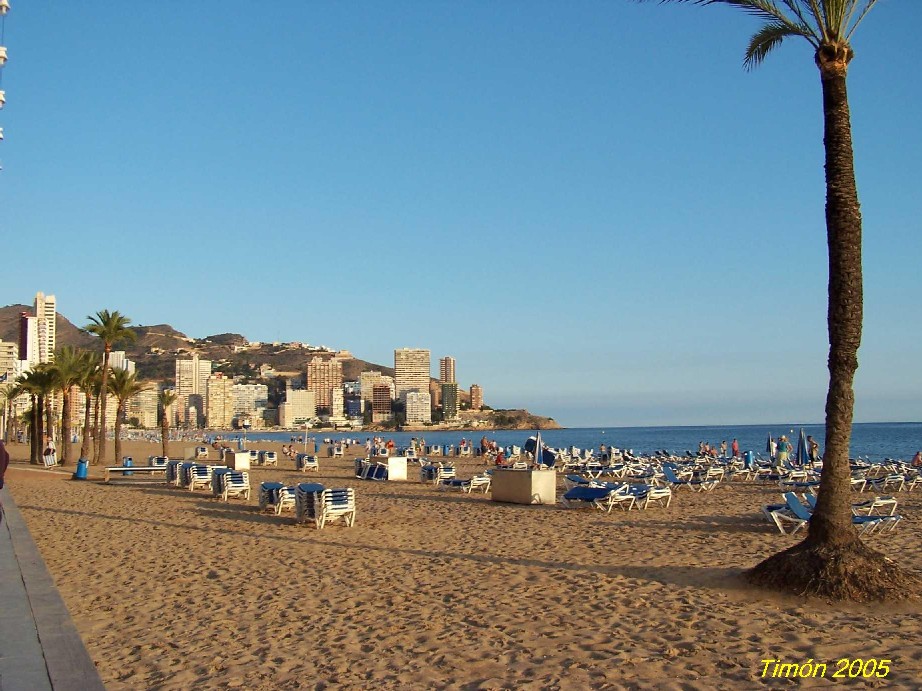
{"left": 490, "top": 468, "right": 556, "bottom": 505}
{"left": 224, "top": 450, "right": 250, "bottom": 471}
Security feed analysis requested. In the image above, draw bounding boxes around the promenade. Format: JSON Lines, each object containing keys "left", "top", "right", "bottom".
{"left": 0, "top": 479, "right": 105, "bottom": 691}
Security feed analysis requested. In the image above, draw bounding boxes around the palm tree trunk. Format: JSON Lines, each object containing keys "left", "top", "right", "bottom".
{"left": 807, "top": 51, "right": 863, "bottom": 547}
{"left": 95, "top": 352, "right": 110, "bottom": 465}
{"left": 80, "top": 394, "right": 93, "bottom": 459}
{"left": 114, "top": 402, "right": 124, "bottom": 465}
{"left": 92, "top": 389, "right": 102, "bottom": 465}
{"left": 161, "top": 417, "right": 170, "bottom": 459}
{"left": 61, "top": 389, "right": 72, "bottom": 465}
{"left": 35, "top": 394, "right": 45, "bottom": 464}
{"left": 30, "top": 395, "right": 39, "bottom": 464}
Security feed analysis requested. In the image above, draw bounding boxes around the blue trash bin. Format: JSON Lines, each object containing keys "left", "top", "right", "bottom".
{"left": 123, "top": 457, "right": 134, "bottom": 476}
{"left": 744, "top": 450, "right": 754, "bottom": 470}
{"left": 73, "top": 458, "right": 89, "bottom": 480}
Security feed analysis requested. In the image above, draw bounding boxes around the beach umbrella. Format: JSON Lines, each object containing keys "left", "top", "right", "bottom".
{"left": 534, "top": 431, "right": 544, "bottom": 466}
{"left": 796, "top": 428, "right": 809, "bottom": 467}
{"left": 766, "top": 434, "right": 774, "bottom": 456}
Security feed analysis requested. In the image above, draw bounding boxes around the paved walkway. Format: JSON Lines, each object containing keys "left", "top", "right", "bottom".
{"left": 0, "top": 485, "right": 106, "bottom": 691}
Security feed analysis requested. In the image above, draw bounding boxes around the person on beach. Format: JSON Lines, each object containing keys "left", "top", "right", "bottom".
{"left": 719, "top": 441, "right": 728, "bottom": 458}
{"left": 777, "top": 436, "right": 791, "bottom": 464}
{"left": 807, "top": 436, "right": 820, "bottom": 462}
{"left": 0, "top": 439, "right": 9, "bottom": 525}
{"left": 43, "top": 436, "right": 57, "bottom": 467}
{"left": 480, "top": 436, "right": 490, "bottom": 454}
{"left": 731, "top": 439, "right": 739, "bottom": 458}
{"left": 911, "top": 451, "right": 922, "bottom": 468}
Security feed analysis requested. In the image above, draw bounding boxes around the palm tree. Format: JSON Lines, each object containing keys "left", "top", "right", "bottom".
{"left": 1, "top": 384, "right": 20, "bottom": 443}
{"left": 158, "top": 389, "right": 177, "bottom": 459}
{"left": 50, "top": 346, "right": 85, "bottom": 466}
{"left": 76, "top": 354, "right": 100, "bottom": 461}
{"left": 16, "top": 366, "right": 56, "bottom": 465}
{"left": 108, "top": 368, "right": 147, "bottom": 466}
{"left": 84, "top": 310, "right": 136, "bottom": 465}
{"left": 645, "top": 0, "right": 919, "bottom": 600}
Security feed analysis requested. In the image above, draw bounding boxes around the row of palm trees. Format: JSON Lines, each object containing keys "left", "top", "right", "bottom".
{"left": 3, "top": 310, "right": 177, "bottom": 466}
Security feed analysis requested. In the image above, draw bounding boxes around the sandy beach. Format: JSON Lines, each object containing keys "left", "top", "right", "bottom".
{"left": 5, "top": 439, "right": 922, "bottom": 690}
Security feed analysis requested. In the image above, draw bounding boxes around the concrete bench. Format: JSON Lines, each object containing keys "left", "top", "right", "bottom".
{"left": 104, "top": 466, "right": 168, "bottom": 483}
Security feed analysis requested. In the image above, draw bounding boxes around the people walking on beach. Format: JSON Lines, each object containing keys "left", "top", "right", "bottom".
{"left": 719, "top": 441, "right": 727, "bottom": 458}
{"left": 43, "top": 436, "right": 57, "bottom": 467}
{"left": 777, "top": 436, "right": 792, "bottom": 464}
{"left": 731, "top": 439, "right": 739, "bottom": 458}
{"left": 807, "top": 435, "right": 820, "bottom": 462}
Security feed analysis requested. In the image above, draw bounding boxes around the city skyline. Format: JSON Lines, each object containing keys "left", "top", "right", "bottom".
{"left": 1, "top": 3, "right": 919, "bottom": 427}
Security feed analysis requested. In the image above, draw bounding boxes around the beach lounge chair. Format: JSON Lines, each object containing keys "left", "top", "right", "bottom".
{"left": 783, "top": 492, "right": 898, "bottom": 535}
{"left": 221, "top": 471, "right": 251, "bottom": 502}
{"left": 439, "top": 473, "right": 492, "bottom": 494}
{"left": 561, "top": 485, "right": 636, "bottom": 513}
{"left": 296, "top": 483, "right": 325, "bottom": 523}
{"left": 297, "top": 454, "right": 319, "bottom": 472}
{"left": 313, "top": 488, "right": 356, "bottom": 529}
{"left": 188, "top": 464, "right": 212, "bottom": 492}
{"left": 259, "top": 450, "right": 278, "bottom": 466}
{"left": 663, "top": 464, "right": 718, "bottom": 492}
{"left": 258, "top": 482, "right": 296, "bottom": 515}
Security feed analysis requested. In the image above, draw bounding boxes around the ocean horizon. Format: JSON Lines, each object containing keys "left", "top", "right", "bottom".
{"left": 213, "top": 420, "right": 921, "bottom": 462}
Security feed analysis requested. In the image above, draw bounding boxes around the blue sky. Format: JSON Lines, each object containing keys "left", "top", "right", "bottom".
{"left": 1, "top": 1, "right": 919, "bottom": 427}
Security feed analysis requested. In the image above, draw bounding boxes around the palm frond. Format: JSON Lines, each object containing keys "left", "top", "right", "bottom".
{"left": 845, "top": 0, "right": 879, "bottom": 41}
{"left": 744, "top": 20, "right": 801, "bottom": 69}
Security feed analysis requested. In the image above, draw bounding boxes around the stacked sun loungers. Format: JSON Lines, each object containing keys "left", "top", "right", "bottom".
{"left": 259, "top": 482, "right": 296, "bottom": 515}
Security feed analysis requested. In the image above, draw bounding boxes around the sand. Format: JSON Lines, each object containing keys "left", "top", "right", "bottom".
{"left": 5, "top": 439, "right": 922, "bottom": 690}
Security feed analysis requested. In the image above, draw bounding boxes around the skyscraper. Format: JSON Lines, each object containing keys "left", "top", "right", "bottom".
{"left": 439, "top": 356, "right": 456, "bottom": 384}
{"left": 441, "top": 382, "right": 459, "bottom": 420}
{"left": 470, "top": 384, "right": 483, "bottom": 411}
{"left": 307, "top": 356, "right": 343, "bottom": 409}
{"left": 394, "top": 348, "right": 430, "bottom": 401}
{"left": 405, "top": 391, "right": 432, "bottom": 424}
{"left": 34, "top": 292, "right": 56, "bottom": 363}
{"left": 206, "top": 373, "right": 235, "bottom": 429}
{"left": 175, "top": 355, "right": 212, "bottom": 427}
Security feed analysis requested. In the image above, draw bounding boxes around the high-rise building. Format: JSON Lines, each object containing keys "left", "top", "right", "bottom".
{"left": 439, "top": 356, "right": 456, "bottom": 384}
{"left": 127, "top": 387, "right": 159, "bottom": 429}
{"left": 18, "top": 313, "right": 37, "bottom": 365}
{"left": 0, "top": 339, "right": 17, "bottom": 380}
{"left": 34, "top": 292, "right": 56, "bottom": 363}
{"left": 232, "top": 383, "right": 269, "bottom": 417}
{"left": 307, "top": 356, "right": 343, "bottom": 409}
{"left": 109, "top": 351, "right": 136, "bottom": 374}
{"left": 470, "top": 384, "right": 483, "bottom": 411}
{"left": 405, "top": 391, "right": 432, "bottom": 424}
{"left": 441, "top": 382, "right": 459, "bottom": 421}
{"left": 360, "top": 371, "right": 393, "bottom": 405}
{"left": 206, "top": 373, "right": 235, "bottom": 429}
{"left": 371, "top": 383, "right": 394, "bottom": 423}
{"left": 279, "top": 387, "right": 316, "bottom": 426}
{"left": 175, "top": 355, "right": 212, "bottom": 427}
{"left": 394, "top": 348, "right": 430, "bottom": 401}
{"left": 330, "top": 389, "right": 345, "bottom": 421}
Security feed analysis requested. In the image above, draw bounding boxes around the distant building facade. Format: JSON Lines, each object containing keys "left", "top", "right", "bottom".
{"left": 470, "top": 384, "right": 483, "bottom": 411}
{"left": 371, "top": 383, "right": 394, "bottom": 423}
{"left": 206, "top": 373, "right": 235, "bottom": 429}
{"left": 405, "top": 391, "right": 432, "bottom": 424}
{"left": 394, "top": 348, "right": 430, "bottom": 401}
{"left": 307, "top": 356, "right": 343, "bottom": 410}
{"left": 441, "top": 382, "right": 459, "bottom": 421}
{"left": 439, "top": 356, "right": 456, "bottom": 384}
{"left": 279, "top": 388, "right": 316, "bottom": 427}
{"left": 175, "top": 355, "right": 212, "bottom": 427}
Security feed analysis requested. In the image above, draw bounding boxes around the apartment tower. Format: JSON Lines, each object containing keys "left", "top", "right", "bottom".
{"left": 439, "top": 356, "right": 456, "bottom": 384}
{"left": 307, "top": 356, "right": 343, "bottom": 410}
{"left": 394, "top": 348, "right": 430, "bottom": 401}
{"left": 470, "top": 384, "right": 483, "bottom": 411}
{"left": 175, "top": 355, "right": 212, "bottom": 427}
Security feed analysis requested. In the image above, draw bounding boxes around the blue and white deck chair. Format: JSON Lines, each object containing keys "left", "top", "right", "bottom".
{"left": 188, "top": 464, "right": 212, "bottom": 492}
{"left": 313, "top": 488, "right": 357, "bottom": 529}
{"left": 259, "top": 482, "right": 296, "bottom": 515}
{"left": 297, "top": 454, "right": 319, "bottom": 472}
{"left": 221, "top": 471, "right": 251, "bottom": 502}
{"left": 296, "top": 483, "right": 325, "bottom": 523}
{"left": 784, "top": 492, "right": 898, "bottom": 535}
{"left": 663, "top": 463, "right": 718, "bottom": 492}
{"left": 561, "top": 485, "right": 636, "bottom": 513}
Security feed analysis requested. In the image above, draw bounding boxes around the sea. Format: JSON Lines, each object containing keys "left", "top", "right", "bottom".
{"left": 221, "top": 422, "right": 921, "bottom": 463}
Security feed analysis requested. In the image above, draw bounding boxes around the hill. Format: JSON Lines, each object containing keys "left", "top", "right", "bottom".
{"left": 0, "top": 305, "right": 560, "bottom": 429}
